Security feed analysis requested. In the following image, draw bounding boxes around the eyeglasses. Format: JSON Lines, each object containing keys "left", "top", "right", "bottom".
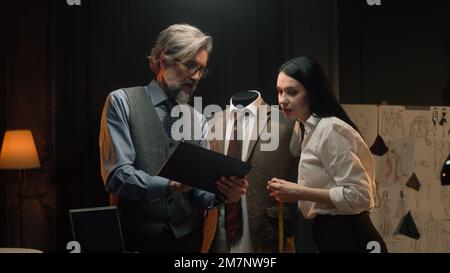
{"left": 175, "top": 60, "right": 210, "bottom": 79}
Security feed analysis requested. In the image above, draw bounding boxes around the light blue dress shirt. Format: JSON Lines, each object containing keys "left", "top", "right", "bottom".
{"left": 99, "top": 80, "right": 214, "bottom": 208}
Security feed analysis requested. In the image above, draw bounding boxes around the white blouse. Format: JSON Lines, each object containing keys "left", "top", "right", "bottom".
{"left": 298, "top": 115, "right": 376, "bottom": 219}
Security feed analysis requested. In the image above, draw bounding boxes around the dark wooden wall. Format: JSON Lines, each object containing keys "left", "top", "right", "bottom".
{"left": 0, "top": 0, "right": 7, "bottom": 247}
{"left": 339, "top": 0, "right": 450, "bottom": 105}
{"left": 0, "top": 0, "right": 56, "bottom": 250}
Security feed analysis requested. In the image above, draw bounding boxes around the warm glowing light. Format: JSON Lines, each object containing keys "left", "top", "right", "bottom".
{"left": 0, "top": 130, "right": 41, "bottom": 170}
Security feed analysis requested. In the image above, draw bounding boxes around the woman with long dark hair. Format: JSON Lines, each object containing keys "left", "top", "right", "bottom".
{"left": 267, "top": 56, "right": 387, "bottom": 253}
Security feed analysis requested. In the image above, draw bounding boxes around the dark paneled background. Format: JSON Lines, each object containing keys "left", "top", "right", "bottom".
{"left": 0, "top": 0, "right": 449, "bottom": 251}
{"left": 339, "top": 0, "right": 450, "bottom": 105}
{"left": 0, "top": 0, "right": 7, "bottom": 247}
{"left": 1, "top": 0, "right": 56, "bottom": 249}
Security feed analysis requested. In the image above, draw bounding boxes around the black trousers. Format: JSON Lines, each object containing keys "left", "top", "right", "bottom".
{"left": 124, "top": 227, "right": 202, "bottom": 253}
{"left": 313, "top": 212, "right": 388, "bottom": 253}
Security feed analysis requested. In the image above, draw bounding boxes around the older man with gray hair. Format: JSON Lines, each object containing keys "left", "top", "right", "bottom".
{"left": 99, "top": 24, "right": 248, "bottom": 252}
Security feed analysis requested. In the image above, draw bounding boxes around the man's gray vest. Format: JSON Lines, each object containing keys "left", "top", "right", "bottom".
{"left": 118, "top": 87, "right": 199, "bottom": 239}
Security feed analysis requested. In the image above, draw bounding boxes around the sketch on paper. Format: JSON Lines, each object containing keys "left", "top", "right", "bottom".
{"left": 384, "top": 142, "right": 401, "bottom": 184}
{"left": 424, "top": 213, "right": 440, "bottom": 252}
{"left": 423, "top": 178, "right": 432, "bottom": 200}
{"left": 439, "top": 108, "right": 447, "bottom": 138}
{"left": 385, "top": 239, "right": 400, "bottom": 253}
{"left": 403, "top": 109, "right": 435, "bottom": 148}
{"left": 442, "top": 221, "right": 450, "bottom": 252}
{"left": 395, "top": 140, "right": 415, "bottom": 178}
{"left": 416, "top": 160, "right": 431, "bottom": 168}
{"left": 409, "top": 115, "right": 434, "bottom": 146}
{"left": 379, "top": 106, "right": 405, "bottom": 139}
{"left": 409, "top": 216, "right": 423, "bottom": 252}
{"left": 410, "top": 237, "right": 422, "bottom": 252}
{"left": 430, "top": 106, "right": 450, "bottom": 140}
{"left": 441, "top": 187, "right": 450, "bottom": 218}
{"left": 347, "top": 104, "right": 450, "bottom": 253}
{"left": 379, "top": 191, "right": 394, "bottom": 239}
{"left": 355, "top": 113, "right": 369, "bottom": 138}
{"left": 413, "top": 188, "right": 423, "bottom": 209}
{"left": 395, "top": 190, "right": 407, "bottom": 220}
{"left": 434, "top": 141, "right": 450, "bottom": 180}
{"left": 377, "top": 139, "right": 415, "bottom": 185}
{"left": 342, "top": 104, "right": 378, "bottom": 146}
{"left": 432, "top": 107, "right": 439, "bottom": 130}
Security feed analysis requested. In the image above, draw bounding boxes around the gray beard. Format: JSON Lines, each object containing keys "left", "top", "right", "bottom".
{"left": 167, "top": 86, "right": 192, "bottom": 104}
{"left": 175, "top": 89, "right": 192, "bottom": 104}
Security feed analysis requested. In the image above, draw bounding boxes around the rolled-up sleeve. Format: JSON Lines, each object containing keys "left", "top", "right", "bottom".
{"left": 99, "top": 90, "right": 170, "bottom": 201}
{"left": 319, "top": 126, "right": 374, "bottom": 214}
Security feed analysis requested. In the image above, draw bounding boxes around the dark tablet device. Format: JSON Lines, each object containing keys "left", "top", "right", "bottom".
{"left": 158, "top": 142, "right": 252, "bottom": 194}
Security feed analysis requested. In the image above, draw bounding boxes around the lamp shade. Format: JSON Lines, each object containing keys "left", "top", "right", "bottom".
{"left": 0, "top": 130, "right": 41, "bottom": 170}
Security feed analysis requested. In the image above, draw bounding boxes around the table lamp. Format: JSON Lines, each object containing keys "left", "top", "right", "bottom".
{"left": 0, "top": 130, "right": 41, "bottom": 246}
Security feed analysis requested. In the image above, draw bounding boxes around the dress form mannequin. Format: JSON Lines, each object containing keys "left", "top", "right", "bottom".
{"left": 209, "top": 90, "right": 298, "bottom": 253}
{"left": 231, "top": 91, "right": 259, "bottom": 108}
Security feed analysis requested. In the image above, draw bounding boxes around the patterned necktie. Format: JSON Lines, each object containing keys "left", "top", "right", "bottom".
{"left": 161, "top": 98, "right": 178, "bottom": 138}
{"left": 225, "top": 112, "right": 243, "bottom": 243}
